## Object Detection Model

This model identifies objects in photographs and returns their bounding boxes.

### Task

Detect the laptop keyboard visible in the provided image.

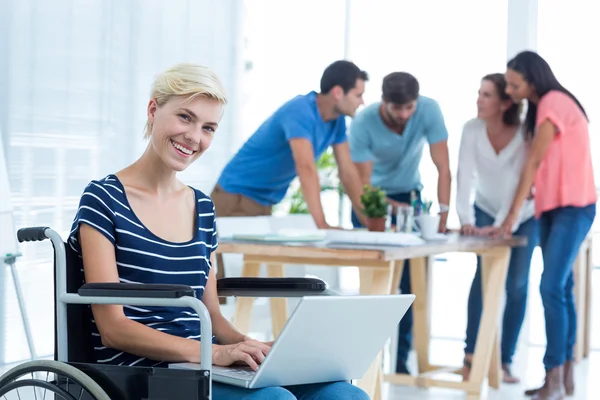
[216,366,257,381]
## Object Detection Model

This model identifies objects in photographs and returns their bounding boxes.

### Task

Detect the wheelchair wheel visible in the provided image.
[0,359,110,400]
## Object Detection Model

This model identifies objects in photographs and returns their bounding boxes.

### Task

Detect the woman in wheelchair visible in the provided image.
[66,63,369,400]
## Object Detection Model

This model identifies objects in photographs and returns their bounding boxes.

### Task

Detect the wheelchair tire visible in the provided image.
[0,359,110,400]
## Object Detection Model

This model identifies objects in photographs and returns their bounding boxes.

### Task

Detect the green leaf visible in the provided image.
[281,149,342,215]
[359,185,388,218]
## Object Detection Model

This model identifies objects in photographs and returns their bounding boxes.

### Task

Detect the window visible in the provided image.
[347,0,508,230]
[346,0,509,337]
[232,0,349,294]
[528,1,600,349]
[240,0,348,224]
[1,0,243,364]
[240,0,347,144]
[538,2,599,186]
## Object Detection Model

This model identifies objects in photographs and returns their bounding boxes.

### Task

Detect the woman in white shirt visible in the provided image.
[456,73,538,383]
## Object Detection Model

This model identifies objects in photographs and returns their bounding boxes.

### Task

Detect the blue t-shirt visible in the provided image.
[68,174,218,367]
[349,96,448,194]
[217,91,347,206]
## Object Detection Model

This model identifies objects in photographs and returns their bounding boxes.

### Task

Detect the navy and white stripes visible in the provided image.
[68,174,218,367]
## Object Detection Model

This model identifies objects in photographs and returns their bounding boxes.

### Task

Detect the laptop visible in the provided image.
[169,294,415,389]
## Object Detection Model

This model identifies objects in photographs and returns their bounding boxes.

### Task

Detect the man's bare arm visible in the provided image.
[289,138,329,228]
[354,160,373,187]
[333,142,367,226]
[429,140,452,231]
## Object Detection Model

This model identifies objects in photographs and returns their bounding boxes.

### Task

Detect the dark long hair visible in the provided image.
[482,73,520,126]
[507,51,587,138]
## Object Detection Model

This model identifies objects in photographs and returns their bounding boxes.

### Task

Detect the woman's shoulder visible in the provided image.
[538,90,587,128]
[81,173,123,195]
[515,122,527,138]
[77,174,127,207]
[190,187,215,211]
[461,118,485,137]
[189,186,217,231]
[539,90,578,111]
[540,89,568,102]
[69,174,126,247]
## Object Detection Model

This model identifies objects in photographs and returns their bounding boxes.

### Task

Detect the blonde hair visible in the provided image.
[144,63,227,138]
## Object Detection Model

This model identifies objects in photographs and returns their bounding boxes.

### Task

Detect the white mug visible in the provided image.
[416,214,440,240]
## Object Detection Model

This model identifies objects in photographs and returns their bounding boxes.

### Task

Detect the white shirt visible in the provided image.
[456,118,535,232]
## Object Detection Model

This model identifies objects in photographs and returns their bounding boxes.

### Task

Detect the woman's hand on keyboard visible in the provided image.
[243,336,274,350]
[212,339,272,371]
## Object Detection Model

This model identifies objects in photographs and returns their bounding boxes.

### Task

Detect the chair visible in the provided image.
[0,226,332,400]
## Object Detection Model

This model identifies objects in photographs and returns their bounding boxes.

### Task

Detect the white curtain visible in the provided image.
[1,0,242,364]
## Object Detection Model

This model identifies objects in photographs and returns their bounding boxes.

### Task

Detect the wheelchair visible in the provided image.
[0,226,337,399]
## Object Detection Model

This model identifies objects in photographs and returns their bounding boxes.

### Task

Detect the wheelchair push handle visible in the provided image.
[17,226,50,242]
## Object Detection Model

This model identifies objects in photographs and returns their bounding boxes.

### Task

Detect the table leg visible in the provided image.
[390,261,404,298]
[480,261,501,389]
[355,260,404,400]
[266,263,288,339]
[216,253,227,305]
[410,257,431,374]
[487,326,501,389]
[466,248,510,397]
[232,261,261,334]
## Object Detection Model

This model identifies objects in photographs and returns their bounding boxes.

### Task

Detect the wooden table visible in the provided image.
[217,234,526,400]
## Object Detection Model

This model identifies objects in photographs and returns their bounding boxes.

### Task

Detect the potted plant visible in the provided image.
[360,185,388,232]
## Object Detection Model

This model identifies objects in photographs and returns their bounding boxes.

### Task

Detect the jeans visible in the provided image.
[464,205,538,365]
[538,204,595,370]
[212,381,369,400]
[351,190,420,371]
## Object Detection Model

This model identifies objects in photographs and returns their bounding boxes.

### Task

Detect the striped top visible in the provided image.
[68,174,218,367]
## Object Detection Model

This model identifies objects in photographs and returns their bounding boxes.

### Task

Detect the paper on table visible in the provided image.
[323,230,426,246]
[277,229,327,239]
[228,228,427,246]
[231,229,327,242]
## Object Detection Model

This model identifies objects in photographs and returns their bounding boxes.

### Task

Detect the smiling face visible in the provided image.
[505,68,535,103]
[146,95,223,172]
[477,79,510,121]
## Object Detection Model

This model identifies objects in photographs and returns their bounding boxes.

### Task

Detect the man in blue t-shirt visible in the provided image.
[349,72,451,374]
[212,60,369,229]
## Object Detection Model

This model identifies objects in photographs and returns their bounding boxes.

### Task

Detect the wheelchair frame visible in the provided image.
[0,226,336,400]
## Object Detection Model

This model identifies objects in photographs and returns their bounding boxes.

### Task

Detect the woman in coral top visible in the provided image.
[497,50,596,400]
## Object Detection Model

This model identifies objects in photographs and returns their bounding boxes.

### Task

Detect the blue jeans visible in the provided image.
[351,190,420,371]
[212,381,369,399]
[538,204,595,370]
[464,205,538,365]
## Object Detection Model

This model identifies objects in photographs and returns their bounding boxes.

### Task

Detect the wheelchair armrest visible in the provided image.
[78,283,195,299]
[17,226,50,242]
[217,277,337,297]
